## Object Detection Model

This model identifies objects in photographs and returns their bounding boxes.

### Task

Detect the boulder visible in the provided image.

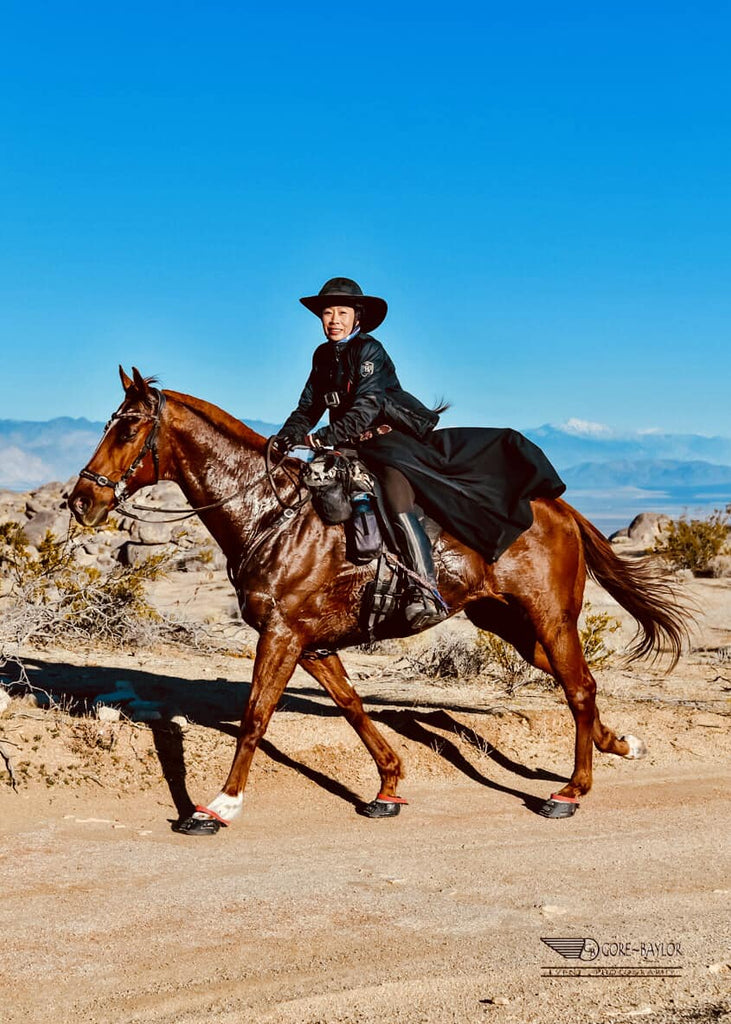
[130,520,175,545]
[627,512,670,546]
[136,481,187,506]
[23,509,71,548]
[118,541,171,567]
[30,481,64,498]
[609,527,629,542]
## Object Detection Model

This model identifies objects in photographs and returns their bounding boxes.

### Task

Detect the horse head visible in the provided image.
[69,366,165,527]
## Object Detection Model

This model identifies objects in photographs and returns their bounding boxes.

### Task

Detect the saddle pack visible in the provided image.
[301,450,442,639]
[301,450,383,564]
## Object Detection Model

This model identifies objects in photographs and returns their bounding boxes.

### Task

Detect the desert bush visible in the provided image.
[653,506,730,575]
[0,526,202,648]
[474,631,541,694]
[579,603,621,671]
[407,602,620,691]
[407,633,489,682]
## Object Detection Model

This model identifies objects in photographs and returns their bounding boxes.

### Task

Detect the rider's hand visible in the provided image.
[304,434,323,450]
[272,433,296,453]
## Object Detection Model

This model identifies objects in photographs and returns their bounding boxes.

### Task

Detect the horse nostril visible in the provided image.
[72,495,90,517]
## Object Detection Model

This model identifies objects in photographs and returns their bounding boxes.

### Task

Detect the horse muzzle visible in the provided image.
[69,482,112,527]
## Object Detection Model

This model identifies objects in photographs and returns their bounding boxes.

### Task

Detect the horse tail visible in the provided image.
[564,501,691,668]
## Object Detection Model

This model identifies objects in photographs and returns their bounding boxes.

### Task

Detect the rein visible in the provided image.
[264,436,310,515]
[80,389,310,525]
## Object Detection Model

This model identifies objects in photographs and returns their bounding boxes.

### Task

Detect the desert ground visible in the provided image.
[1,523,730,1024]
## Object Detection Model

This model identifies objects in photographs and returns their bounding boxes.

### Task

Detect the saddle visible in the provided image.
[302,450,442,639]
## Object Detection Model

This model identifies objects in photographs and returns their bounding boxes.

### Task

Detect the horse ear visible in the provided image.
[131,367,150,397]
[119,365,133,392]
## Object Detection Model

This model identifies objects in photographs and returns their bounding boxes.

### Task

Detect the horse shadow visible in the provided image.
[4,657,566,820]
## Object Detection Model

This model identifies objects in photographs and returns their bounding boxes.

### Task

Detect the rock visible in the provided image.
[609,528,630,543]
[31,481,64,497]
[0,688,11,714]
[710,553,731,578]
[96,705,122,723]
[129,520,175,545]
[627,512,670,546]
[23,510,71,547]
[136,481,186,506]
[118,541,171,567]
[61,476,80,497]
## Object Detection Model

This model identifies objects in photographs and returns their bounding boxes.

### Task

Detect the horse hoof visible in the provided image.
[173,815,222,836]
[621,734,647,760]
[359,798,402,819]
[538,795,579,819]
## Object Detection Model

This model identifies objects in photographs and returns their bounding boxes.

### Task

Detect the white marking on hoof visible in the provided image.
[192,792,244,822]
[621,734,648,760]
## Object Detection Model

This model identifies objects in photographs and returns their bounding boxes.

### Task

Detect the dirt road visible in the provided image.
[2,698,729,1024]
[1,569,730,1023]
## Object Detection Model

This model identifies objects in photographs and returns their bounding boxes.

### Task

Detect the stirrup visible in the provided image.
[404,587,447,631]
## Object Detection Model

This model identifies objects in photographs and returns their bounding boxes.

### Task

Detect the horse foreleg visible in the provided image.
[176,626,302,836]
[300,653,406,818]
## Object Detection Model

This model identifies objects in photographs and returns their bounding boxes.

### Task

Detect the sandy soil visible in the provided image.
[1,566,730,1024]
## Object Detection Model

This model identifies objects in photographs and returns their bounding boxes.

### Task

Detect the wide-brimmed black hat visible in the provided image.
[299,277,387,334]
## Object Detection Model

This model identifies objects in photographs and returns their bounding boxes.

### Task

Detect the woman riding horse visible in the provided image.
[277,277,567,630]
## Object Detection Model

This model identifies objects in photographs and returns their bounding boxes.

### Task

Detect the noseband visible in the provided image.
[79,389,166,505]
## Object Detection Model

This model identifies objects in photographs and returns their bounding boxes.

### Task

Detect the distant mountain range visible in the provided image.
[522,422,731,469]
[0,416,279,491]
[2,416,729,533]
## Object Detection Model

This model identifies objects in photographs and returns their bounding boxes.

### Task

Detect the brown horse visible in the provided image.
[69,367,688,835]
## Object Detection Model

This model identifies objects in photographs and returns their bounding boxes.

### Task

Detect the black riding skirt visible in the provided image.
[358,427,566,562]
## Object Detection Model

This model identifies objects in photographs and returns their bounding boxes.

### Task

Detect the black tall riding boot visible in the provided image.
[393,511,447,631]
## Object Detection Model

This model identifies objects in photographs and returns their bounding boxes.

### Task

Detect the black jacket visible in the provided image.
[280,333,439,447]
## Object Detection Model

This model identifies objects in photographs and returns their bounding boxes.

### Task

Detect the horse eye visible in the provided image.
[118,425,138,443]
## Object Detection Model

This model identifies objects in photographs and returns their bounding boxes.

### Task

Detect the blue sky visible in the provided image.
[1,1,729,435]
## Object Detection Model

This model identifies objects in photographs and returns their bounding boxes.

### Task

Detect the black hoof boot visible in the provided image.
[538,794,579,819]
[358,794,407,818]
[173,815,223,836]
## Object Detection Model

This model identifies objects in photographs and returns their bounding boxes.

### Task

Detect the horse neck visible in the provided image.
[159,392,281,563]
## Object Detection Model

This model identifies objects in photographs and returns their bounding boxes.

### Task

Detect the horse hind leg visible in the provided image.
[299,652,406,818]
[593,715,648,760]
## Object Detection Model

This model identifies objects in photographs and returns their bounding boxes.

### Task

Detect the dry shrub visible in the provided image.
[475,631,541,694]
[579,603,621,671]
[407,602,620,692]
[407,634,488,683]
[0,525,202,648]
[653,507,730,576]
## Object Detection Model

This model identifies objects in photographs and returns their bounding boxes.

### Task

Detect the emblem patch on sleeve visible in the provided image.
[360,361,374,377]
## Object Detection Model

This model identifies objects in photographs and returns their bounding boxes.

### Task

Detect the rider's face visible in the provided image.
[321,306,357,341]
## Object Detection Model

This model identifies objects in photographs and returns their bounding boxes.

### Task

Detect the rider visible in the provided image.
[276,277,566,631]
[276,277,447,629]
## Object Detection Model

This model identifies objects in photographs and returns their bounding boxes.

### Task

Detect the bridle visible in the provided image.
[78,389,311,525]
[79,389,167,506]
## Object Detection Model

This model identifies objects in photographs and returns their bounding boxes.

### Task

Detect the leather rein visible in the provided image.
[79,389,308,524]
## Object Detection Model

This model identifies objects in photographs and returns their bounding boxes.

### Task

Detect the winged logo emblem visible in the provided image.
[541,937,599,961]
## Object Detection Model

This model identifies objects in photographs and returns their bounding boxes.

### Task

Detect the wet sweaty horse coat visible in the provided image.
[280,332,566,561]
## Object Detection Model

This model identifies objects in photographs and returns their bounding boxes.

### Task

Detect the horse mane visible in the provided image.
[163,389,269,453]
